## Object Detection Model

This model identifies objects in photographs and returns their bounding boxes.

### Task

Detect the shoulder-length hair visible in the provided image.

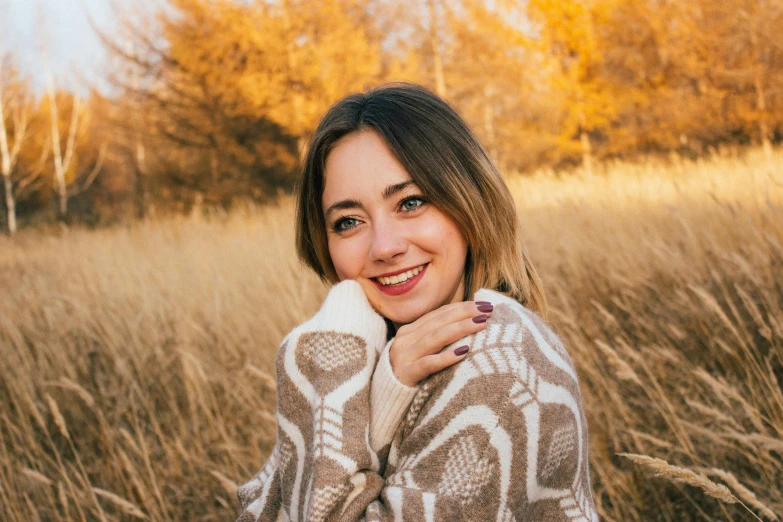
[295,82,548,319]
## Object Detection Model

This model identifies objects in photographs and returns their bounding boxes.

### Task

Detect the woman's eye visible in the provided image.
[400,196,425,212]
[333,217,358,232]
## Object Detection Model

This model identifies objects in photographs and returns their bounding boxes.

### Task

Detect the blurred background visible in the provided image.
[1,1,782,522]
[1,0,781,230]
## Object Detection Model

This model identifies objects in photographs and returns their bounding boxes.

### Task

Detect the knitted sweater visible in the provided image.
[236,280,598,521]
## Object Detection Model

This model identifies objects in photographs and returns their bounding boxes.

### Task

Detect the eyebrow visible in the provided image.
[324,180,416,218]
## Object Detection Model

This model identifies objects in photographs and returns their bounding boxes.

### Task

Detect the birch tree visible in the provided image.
[44,73,81,219]
[0,54,31,236]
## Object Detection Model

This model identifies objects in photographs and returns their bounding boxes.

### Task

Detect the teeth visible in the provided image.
[377,264,425,286]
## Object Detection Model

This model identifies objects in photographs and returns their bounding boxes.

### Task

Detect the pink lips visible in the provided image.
[371,263,428,296]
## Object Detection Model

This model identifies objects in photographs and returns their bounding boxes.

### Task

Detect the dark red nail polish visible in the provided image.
[454,345,469,356]
[477,304,493,313]
[475,301,491,306]
[472,314,488,324]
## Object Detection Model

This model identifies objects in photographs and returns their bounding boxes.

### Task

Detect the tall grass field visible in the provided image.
[1,147,782,521]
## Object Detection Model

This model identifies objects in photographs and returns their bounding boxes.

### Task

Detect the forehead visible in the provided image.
[322,130,412,203]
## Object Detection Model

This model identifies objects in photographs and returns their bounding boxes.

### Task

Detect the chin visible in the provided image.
[377,299,434,326]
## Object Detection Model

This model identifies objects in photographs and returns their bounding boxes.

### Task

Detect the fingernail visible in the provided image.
[477,304,493,313]
[475,301,491,306]
[472,314,488,324]
[454,345,469,356]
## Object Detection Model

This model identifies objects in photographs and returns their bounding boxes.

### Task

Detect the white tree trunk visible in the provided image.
[0,82,26,236]
[427,0,447,98]
[45,49,81,220]
[0,97,16,235]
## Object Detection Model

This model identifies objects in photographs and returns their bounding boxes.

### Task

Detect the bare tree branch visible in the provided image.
[70,141,108,196]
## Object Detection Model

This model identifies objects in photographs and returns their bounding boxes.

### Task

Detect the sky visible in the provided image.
[3,0,116,92]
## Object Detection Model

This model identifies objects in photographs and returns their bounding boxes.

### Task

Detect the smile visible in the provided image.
[375,264,426,286]
[371,263,429,296]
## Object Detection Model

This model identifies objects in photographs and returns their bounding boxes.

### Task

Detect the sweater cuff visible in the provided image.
[370,339,419,453]
[306,279,388,350]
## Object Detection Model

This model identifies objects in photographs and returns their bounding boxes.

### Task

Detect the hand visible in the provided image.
[388,301,494,387]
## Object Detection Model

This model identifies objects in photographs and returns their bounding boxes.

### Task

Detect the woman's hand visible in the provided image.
[388,300,493,386]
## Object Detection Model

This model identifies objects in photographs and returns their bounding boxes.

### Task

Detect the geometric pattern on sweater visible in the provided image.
[236,444,281,522]
[302,330,366,371]
[309,483,353,522]
[543,424,577,481]
[382,297,598,521]
[437,434,495,503]
[235,282,598,522]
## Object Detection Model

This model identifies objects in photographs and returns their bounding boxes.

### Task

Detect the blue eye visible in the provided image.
[400,196,425,212]
[333,217,358,232]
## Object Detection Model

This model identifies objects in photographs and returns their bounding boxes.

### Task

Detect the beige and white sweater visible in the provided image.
[236,280,598,521]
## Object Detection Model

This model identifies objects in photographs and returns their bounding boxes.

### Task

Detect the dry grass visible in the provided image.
[1,147,782,521]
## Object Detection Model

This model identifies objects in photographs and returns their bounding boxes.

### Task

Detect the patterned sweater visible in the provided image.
[237,280,598,521]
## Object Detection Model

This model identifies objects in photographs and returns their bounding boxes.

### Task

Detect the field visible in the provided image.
[1,147,782,521]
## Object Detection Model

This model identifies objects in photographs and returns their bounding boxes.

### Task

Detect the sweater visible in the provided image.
[236,280,598,521]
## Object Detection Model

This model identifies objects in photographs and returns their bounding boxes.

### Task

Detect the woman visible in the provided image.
[237,83,597,521]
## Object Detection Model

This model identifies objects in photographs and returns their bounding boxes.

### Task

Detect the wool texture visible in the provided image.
[236,280,598,521]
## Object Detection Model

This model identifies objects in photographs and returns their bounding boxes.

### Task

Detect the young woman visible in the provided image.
[237,83,597,521]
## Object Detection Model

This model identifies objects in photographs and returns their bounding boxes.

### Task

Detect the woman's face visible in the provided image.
[322,129,469,327]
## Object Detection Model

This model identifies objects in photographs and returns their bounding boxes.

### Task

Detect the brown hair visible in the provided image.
[295,83,548,319]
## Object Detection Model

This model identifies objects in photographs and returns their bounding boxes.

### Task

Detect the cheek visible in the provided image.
[427,217,468,263]
[444,228,468,271]
[327,237,365,280]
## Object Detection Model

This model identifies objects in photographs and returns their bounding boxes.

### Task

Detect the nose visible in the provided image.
[368,217,408,262]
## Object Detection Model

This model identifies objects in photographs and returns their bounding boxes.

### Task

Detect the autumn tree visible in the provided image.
[100,0,384,209]
[527,0,623,172]
[443,1,548,169]
[678,0,783,162]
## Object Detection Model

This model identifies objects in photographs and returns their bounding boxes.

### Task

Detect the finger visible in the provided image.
[411,313,490,359]
[406,300,493,336]
[407,344,471,384]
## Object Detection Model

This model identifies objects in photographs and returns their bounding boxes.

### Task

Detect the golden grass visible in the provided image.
[1,147,782,521]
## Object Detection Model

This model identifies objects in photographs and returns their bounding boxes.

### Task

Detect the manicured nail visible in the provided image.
[477,304,493,313]
[454,345,469,356]
[475,301,491,306]
[472,314,488,324]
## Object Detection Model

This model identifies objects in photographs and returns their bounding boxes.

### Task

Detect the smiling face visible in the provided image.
[322,129,469,327]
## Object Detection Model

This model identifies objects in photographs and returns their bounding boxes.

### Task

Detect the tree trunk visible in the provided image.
[48,94,69,220]
[134,138,148,219]
[210,148,219,181]
[2,170,15,235]
[754,70,773,166]
[427,0,447,98]
[0,87,22,235]
[580,130,593,176]
[57,178,68,218]
[0,112,16,235]
[45,59,80,221]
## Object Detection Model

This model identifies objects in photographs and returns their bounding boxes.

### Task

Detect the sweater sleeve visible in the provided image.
[369,339,419,454]
[235,279,388,522]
